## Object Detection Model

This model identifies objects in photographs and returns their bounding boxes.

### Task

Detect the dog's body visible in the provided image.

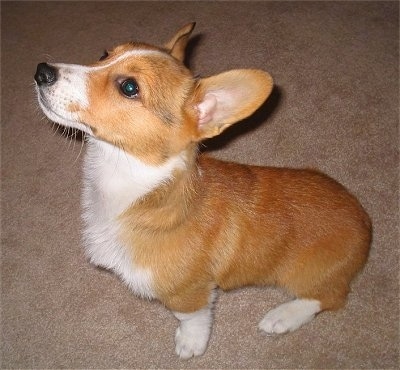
[35,23,371,358]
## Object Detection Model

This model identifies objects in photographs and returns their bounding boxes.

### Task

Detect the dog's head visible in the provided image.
[35,23,273,164]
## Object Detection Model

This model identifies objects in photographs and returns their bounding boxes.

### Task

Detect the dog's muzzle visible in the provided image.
[34,63,57,86]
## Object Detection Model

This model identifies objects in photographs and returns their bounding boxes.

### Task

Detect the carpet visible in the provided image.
[2,1,399,368]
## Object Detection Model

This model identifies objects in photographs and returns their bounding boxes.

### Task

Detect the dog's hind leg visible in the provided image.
[258,298,321,335]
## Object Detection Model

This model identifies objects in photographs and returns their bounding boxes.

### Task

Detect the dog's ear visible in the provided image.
[194,69,273,140]
[164,22,196,62]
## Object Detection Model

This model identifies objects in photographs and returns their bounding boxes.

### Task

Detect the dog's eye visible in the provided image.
[120,79,139,98]
[99,50,109,61]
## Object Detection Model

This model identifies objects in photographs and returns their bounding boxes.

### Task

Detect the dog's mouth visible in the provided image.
[37,89,56,115]
[36,86,93,136]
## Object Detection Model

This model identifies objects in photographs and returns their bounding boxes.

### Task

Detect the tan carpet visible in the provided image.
[2,1,399,368]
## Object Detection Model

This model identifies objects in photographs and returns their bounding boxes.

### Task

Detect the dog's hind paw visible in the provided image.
[258,299,321,335]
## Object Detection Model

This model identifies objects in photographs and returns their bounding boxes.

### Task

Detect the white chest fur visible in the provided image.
[81,138,186,299]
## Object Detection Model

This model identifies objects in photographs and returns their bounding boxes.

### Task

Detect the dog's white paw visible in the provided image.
[259,299,321,335]
[175,324,209,359]
[173,305,213,359]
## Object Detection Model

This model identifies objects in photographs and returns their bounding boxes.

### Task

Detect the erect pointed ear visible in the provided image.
[194,69,273,140]
[164,22,196,62]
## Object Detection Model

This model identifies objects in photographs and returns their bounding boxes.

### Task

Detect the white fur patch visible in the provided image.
[258,299,321,335]
[36,64,92,134]
[91,49,169,71]
[82,138,187,299]
[173,291,216,359]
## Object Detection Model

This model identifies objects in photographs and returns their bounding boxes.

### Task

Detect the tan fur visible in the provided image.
[120,156,371,313]
[73,23,371,314]
[76,43,198,165]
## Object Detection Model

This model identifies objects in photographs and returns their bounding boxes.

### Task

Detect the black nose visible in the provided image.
[34,63,57,85]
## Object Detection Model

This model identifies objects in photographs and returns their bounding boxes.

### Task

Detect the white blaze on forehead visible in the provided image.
[92,49,170,70]
[54,48,170,74]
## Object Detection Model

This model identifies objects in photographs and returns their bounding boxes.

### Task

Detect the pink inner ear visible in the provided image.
[197,94,217,125]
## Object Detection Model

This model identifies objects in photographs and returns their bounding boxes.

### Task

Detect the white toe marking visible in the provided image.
[173,292,216,359]
[259,299,321,335]
[174,307,213,359]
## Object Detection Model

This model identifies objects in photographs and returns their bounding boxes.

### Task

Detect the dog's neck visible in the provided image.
[84,136,200,227]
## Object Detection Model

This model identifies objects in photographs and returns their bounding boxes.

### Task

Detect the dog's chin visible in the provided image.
[37,95,93,136]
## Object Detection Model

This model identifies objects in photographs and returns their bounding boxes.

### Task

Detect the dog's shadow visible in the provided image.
[184,33,203,70]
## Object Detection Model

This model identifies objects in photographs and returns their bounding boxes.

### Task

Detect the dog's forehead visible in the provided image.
[92,42,172,70]
[113,42,163,54]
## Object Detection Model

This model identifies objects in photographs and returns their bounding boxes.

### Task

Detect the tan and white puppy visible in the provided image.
[34,23,371,359]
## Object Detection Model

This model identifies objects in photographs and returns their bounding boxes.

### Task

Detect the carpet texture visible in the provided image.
[2,1,399,368]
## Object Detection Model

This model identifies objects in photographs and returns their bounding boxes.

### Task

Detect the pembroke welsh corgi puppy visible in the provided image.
[34,23,371,359]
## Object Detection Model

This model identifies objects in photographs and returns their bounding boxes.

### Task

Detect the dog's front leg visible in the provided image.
[172,290,216,359]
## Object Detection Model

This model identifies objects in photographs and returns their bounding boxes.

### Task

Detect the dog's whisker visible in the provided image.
[72,129,77,152]
[42,53,54,63]
[73,132,86,165]
[66,127,73,149]
[53,123,59,135]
